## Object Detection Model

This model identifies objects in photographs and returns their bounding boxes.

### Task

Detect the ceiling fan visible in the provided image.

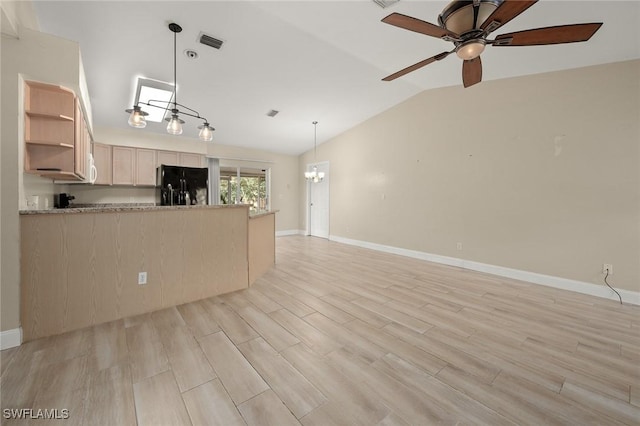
[381,0,603,88]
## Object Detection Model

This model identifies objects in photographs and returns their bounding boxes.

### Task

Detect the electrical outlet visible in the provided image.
[602,264,613,275]
[456,242,463,251]
[138,272,148,285]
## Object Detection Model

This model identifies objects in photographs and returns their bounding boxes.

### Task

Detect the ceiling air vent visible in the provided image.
[372,0,399,9]
[198,32,224,50]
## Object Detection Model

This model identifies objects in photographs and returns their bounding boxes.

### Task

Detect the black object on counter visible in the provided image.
[54,193,75,208]
[157,165,208,206]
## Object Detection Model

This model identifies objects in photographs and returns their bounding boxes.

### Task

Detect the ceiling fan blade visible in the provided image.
[382,13,459,39]
[481,0,538,33]
[382,51,451,81]
[462,57,482,88]
[494,23,603,46]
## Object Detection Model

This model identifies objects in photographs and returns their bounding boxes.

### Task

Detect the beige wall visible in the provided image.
[2,23,86,332]
[300,60,640,293]
[207,142,300,233]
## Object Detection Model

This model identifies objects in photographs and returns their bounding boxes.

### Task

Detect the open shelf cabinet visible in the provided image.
[24,81,89,181]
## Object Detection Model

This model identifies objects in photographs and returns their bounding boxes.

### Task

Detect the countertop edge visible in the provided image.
[20,204,251,215]
[249,210,279,219]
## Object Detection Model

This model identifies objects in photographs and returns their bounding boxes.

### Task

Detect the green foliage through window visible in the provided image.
[220,173,267,212]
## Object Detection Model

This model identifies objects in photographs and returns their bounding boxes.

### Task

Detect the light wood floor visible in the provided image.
[2,235,639,425]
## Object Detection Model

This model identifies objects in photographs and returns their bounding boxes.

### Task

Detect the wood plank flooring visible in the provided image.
[2,235,639,425]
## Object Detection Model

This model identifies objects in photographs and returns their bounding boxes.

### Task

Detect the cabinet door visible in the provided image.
[179,152,204,167]
[74,100,87,179]
[136,148,156,186]
[156,150,179,167]
[92,143,112,185]
[112,146,135,185]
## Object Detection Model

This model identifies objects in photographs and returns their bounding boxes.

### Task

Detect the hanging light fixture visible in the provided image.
[304,121,325,183]
[125,23,215,142]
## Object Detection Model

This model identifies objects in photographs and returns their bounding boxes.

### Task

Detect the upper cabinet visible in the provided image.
[112,146,135,186]
[156,150,179,167]
[92,142,112,185]
[74,99,89,179]
[156,151,204,167]
[179,152,204,168]
[92,142,205,187]
[24,81,90,181]
[136,149,157,186]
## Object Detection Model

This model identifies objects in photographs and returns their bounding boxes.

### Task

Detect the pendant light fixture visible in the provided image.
[304,121,325,183]
[125,22,215,142]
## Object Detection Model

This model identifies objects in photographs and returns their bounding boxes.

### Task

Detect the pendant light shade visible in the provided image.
[126,105,148,128]
[124,22,215,142]
[198,122,214,142]
[166,113,184,135]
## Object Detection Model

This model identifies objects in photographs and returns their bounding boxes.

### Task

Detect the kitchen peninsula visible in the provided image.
[20,205,276,341]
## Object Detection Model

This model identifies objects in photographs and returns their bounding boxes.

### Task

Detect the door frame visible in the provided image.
[305,160,330,237]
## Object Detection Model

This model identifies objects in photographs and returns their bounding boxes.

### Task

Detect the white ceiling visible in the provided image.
[31,1,639,155]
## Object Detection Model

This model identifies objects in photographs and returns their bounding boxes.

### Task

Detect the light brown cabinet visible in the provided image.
[74,100,88,179]
[95,143,204,187]
[92,142,112,185]
[136,148,157,186]
[179,152,204,167]
[157,151,204,167]
[112,146,135,185]
[24,81,83,180]
[111,147,158,186]
[156,150,179,167]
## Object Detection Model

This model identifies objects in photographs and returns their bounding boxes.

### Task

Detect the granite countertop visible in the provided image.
[20,203,250,215]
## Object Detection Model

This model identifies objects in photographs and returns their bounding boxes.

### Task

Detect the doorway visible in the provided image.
[307,161,330,239]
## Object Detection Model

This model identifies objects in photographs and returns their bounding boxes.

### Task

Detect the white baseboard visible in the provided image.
[329,235,640,306]
[0,328,22,350]
[276,229,305,237]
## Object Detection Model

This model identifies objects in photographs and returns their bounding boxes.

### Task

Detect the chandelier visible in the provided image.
[125,23,215,142]
[304,121,324,183]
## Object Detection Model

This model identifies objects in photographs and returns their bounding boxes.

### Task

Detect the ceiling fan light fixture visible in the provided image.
[381,1,604,88]
[439,0,502,34]
[456,39,486,60]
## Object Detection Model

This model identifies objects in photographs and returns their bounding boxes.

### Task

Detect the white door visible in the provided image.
[308,161,330,239]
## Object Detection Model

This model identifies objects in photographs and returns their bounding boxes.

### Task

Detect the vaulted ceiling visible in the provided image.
[32,1,639,155]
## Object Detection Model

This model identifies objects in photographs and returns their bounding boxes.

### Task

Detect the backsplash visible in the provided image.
[60,185,157,206]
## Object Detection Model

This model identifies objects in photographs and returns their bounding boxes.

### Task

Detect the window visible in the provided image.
[219,167,268,213]
[131,77,174,122]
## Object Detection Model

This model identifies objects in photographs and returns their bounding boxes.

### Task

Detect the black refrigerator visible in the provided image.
[157,165,208,206]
